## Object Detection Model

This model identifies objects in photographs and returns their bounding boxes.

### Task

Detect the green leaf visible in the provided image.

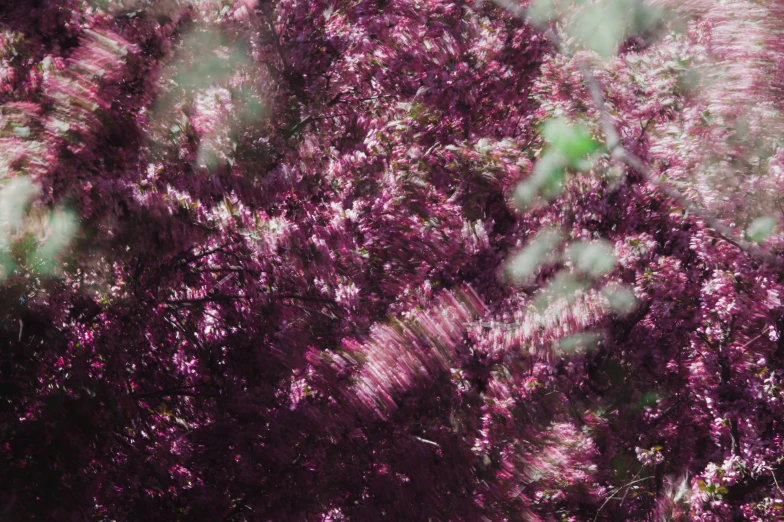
[530,0,557,23]
[566,0,664,58]
[569,3,626,58]
[34,208,78,275]
[534,270,589,309]
[602,285,637,315]
[640,391,658,406]
[0,177,38,234]
[51,120,71,133]
[746,216,777,244]
[12,126,30,138]
[514,151,566,209]
[508,228,563,283]
[558,332,603,353]
[567,240,616,276]
[542,118,599,167]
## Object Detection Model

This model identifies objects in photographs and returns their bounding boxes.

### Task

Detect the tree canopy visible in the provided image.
[3,0,784,520]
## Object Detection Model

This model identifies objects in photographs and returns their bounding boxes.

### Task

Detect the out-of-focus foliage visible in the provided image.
[2,0,784,520]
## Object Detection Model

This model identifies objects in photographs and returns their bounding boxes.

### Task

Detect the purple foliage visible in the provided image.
[2,0,784,520]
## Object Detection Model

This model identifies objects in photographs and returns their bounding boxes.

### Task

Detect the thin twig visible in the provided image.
[593,477,655,521]
[410,434,440,447]
[770,466,784,495]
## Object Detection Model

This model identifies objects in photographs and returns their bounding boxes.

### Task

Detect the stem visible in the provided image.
[593,477,655,521]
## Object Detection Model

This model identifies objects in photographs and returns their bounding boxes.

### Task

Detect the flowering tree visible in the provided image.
[2,0,784,520]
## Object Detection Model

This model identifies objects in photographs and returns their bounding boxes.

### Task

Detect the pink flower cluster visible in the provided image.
[3,0,784,520]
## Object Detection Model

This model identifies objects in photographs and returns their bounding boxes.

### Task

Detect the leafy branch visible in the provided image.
[495,0,784,268]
